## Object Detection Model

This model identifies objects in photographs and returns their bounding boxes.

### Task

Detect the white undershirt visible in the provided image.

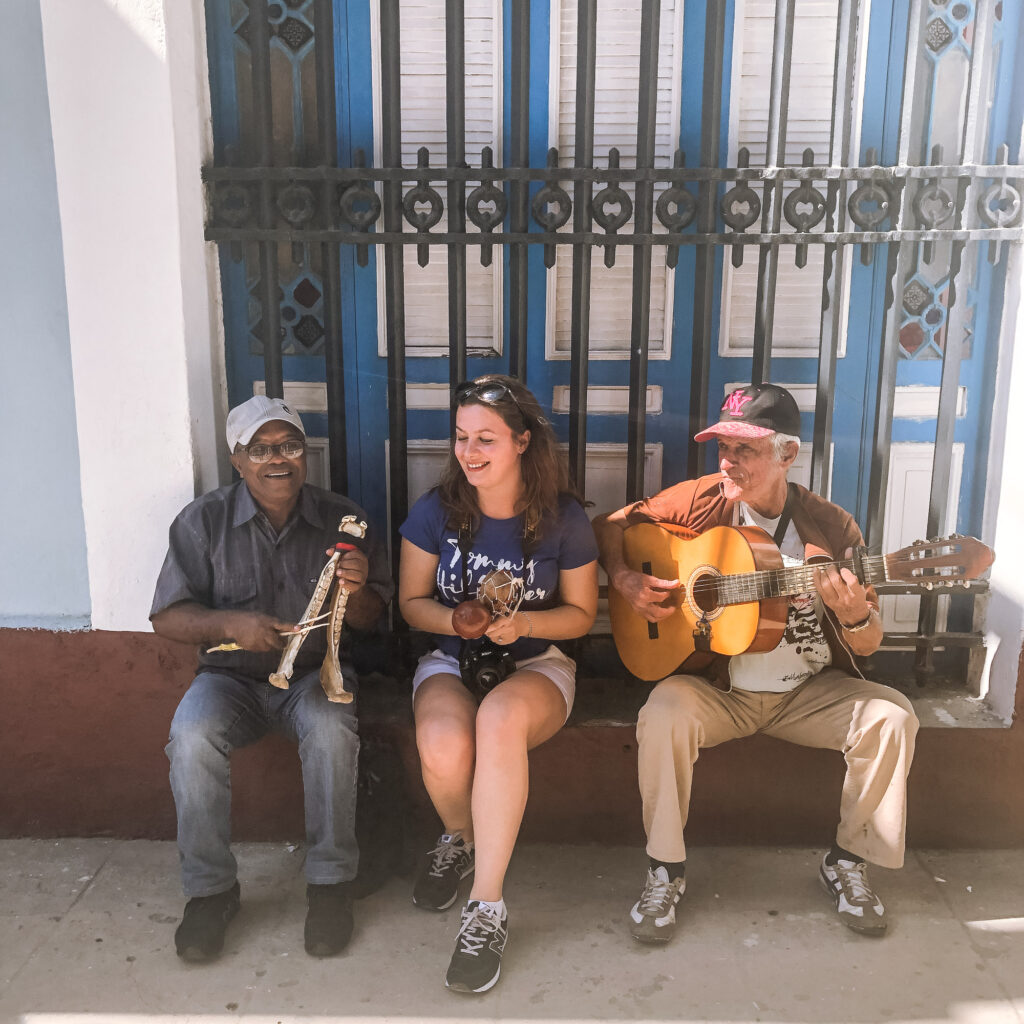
[727,502,832,692]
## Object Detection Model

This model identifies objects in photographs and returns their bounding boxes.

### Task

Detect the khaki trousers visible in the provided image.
[636,669,918,869]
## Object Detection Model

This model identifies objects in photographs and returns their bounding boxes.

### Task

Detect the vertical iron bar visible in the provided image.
[446,0,468,418]
[750,0,796,384]
[811,0,860,495]
[568,0,597,493]
[249,0,283,398]
[864,240,908,551]
[314,0,348,493]
[687,0,726,480]
[864,0,925,550]
[625,0,661,502]
[508,0,530,379]
[916,0,994,682]
[380,0,409,579]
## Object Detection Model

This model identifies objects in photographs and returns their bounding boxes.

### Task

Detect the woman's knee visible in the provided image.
[475,687,534,746]
[416,711,476,779]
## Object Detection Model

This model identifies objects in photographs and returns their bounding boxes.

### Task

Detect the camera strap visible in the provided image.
[457,519,474,664]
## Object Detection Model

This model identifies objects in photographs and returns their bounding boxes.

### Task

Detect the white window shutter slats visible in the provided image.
[723,0,848,355]
[374,0,502,354]
[548,0,682,358]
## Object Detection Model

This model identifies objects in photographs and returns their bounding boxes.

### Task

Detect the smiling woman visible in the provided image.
[396,374,599,995]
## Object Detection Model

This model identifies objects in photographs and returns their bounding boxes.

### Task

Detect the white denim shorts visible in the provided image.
[411,644,577,722]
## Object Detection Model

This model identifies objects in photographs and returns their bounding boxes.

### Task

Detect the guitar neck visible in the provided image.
[714,555,889,607]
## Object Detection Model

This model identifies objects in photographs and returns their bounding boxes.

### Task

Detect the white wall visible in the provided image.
[37,0,223,631]
[981,244,1024,723]
[0,0,90,628]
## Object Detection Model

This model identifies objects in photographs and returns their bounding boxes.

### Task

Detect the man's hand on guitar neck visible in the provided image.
[813,547,883,655]
[610,567,681,623]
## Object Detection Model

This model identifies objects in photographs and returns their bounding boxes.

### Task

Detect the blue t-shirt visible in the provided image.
[399,489,598,659]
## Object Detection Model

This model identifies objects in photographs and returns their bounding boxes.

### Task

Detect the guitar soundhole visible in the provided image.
[688,568,721,616]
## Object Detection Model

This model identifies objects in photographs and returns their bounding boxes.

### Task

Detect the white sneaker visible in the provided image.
[819,854,887,935]
[629,866,685,943]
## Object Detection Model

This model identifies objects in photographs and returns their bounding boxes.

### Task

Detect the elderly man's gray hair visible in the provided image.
[771,432,801,461]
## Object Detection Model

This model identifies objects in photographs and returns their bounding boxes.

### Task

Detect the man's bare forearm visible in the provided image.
[341,586,387,631]
[591,511,630,583]
[151,602,242,645]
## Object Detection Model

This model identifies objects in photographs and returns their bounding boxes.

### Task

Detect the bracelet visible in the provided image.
[841,609,875,633]
[521,611,534,638]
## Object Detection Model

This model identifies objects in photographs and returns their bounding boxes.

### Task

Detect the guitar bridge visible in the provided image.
[693,613,712,652]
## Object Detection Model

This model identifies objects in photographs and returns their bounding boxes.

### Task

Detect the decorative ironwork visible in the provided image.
[205,154,1022,264]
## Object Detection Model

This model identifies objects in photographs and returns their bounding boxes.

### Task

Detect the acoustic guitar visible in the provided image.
[607,524,995,682]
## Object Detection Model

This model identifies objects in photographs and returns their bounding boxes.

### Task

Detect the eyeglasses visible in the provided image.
[240,439,306,463]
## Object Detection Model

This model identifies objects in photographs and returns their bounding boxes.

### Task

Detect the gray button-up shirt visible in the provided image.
[151,481,393,681]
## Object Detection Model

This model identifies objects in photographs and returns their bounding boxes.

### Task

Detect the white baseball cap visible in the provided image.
[225,396,306,451]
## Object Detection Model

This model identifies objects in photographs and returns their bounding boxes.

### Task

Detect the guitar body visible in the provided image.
[608,524,789,681]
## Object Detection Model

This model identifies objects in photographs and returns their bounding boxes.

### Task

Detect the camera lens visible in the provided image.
[476,664,503,691]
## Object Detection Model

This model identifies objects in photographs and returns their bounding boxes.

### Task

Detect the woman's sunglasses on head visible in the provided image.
[453,381,549,425]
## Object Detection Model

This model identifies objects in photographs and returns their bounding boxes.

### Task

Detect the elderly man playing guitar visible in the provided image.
[593,383,920,943]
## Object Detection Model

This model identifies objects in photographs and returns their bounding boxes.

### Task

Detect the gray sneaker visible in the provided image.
[629,866,685,943]
[819,854,887,935]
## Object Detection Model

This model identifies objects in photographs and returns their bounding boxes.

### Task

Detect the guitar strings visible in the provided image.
[689,555,891,606]
[685,545,975,609]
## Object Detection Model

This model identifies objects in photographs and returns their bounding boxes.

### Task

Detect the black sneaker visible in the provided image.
[445,900,508,994]
[174,881,240,963]
[413,832,474,911]
[304,881,355,956]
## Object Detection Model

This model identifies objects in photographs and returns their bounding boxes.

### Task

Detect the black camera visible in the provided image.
[459,638,517,695]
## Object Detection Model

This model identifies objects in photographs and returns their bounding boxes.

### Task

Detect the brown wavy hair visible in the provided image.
[437,374,580,549]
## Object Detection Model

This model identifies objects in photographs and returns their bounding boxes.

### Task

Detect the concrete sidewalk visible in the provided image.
[0,840,1021,1024]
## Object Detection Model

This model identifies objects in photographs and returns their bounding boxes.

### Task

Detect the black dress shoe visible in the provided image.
[304,881,354,957]
[174,881,240,963]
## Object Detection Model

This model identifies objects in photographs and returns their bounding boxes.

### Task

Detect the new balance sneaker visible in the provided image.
[445,900,508,994]
[629,866,685,944]
[174,881,240,963]
[819,854,888,935]
[413,832,475,911]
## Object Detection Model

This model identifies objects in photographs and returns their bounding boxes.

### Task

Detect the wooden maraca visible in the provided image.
[452,599,491,639]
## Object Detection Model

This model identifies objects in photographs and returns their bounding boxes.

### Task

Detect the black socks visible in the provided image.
[650,857,686,881]
[825,844,859,866]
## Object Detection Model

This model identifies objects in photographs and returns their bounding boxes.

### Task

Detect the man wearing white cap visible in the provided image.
[151,395,392,962]
[593,383,918,943]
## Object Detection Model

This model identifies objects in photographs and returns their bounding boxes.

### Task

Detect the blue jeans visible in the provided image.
[166,668,359,897]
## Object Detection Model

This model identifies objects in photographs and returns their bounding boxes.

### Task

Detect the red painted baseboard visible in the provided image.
[1,628,1022,847]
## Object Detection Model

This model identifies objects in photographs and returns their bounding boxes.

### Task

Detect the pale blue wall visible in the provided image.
[0,0,90,627]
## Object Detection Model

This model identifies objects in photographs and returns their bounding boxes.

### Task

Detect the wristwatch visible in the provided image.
[841,609,875,633]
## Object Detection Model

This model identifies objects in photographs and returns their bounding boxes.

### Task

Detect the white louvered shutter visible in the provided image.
[374,0,502,356]
[723,0,849,356]
[548,0,683,358]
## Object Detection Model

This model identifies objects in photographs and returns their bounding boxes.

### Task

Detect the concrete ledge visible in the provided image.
[2,628,1023,846]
